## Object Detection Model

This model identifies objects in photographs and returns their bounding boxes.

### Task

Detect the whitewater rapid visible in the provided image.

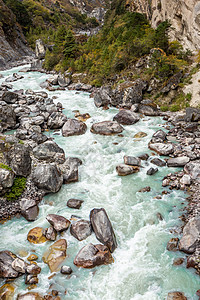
[0,66,199,299]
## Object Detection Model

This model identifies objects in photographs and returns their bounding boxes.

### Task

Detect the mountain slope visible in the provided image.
[0,0,33,69]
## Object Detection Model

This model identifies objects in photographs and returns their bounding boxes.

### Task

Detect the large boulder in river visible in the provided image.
[138,100,159,116]
[58,74,71,87]
[70,219,92,241]
[0,101,16,131]
[43,239,67,272]
[167,157,190,167]
[167,292,187,300]
[90,208,117,253]
[94,86,112,107]
[62,119,87,137]
[149,143,174,156]
[46,214,70,232]
[47,112,67,129]
[9,144,32,177]
[124,156,141,166]
[179,217,200,254]
[33,141,65,164]
[151,129,166,143]
[91,121,124,135]
[113,110,140,125]
[59,157,82,183]
[74,243,113,268]
[0,251,19,278]
[32,163,63,193]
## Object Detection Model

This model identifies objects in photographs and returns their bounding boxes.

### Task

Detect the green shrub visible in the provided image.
[160,105,169,112]
[0,163,12,171]
[5,177,27,201]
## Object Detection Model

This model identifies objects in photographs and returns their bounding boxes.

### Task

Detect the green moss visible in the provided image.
[0,163,12,171]
[160,105,169,112]
[5,176,27,201]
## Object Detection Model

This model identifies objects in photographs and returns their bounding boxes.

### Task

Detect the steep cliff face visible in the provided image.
[0,0,33,69]
[126,0,200,51]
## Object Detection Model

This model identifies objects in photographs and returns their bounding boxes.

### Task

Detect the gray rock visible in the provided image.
[67,199,84,209]
[180,174,191,185]
[151,129,166,143]
[74,243,113,268]
[0,251,19,278]
[149,143,174,155]
[11,258,26,273]
[167,156,190,167]
[94,86,111,107]
[35,39,46,59]
[90,208,117,253]
[43,226,57,241]
[116,164,139,176]
[20,198,39,222]
[47,112,67,129]
[138,101,159,116]
[146,167,158,175]
[70,219,92,241]
[60,265,72,275]
[179,217,200,254]
[113,110,140,125]
[33,141,65,164]
[60,157,81,183]
[124,156,141,166]
[32,163,63,193]
[2,91,18,104]
[46,214,70,232]
[184,160,200,181]
[62,119,87,137]
[150,158,166,167]
[185,107,200,122]
[58,74,71,87]
[0,101,16,131]
[26,264,41,275]
[0,167,14,192]
[91,121,124,135]
[9,144,32,177]
[47,75,58,85]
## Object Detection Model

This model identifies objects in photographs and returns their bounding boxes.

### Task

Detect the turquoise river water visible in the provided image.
[0,66,199,299]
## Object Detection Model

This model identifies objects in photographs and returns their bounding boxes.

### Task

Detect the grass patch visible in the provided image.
[5,176,27,201]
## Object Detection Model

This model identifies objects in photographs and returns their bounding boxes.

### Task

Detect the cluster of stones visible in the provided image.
[0,207,117,299]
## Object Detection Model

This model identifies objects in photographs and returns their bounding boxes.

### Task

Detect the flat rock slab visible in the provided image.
[74,243,113,268]
[91,121,124,135]
[149,142,174,155]
[43,239,67,272]
[150,158,166,167]
[167,156,190,167]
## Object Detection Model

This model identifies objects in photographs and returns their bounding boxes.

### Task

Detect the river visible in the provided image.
[0,66,199,299]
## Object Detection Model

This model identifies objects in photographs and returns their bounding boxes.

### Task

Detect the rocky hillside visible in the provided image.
[126,0,200,51]
[0,0,33,69]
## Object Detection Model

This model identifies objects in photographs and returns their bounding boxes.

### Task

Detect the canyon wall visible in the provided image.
[126,0,200,51]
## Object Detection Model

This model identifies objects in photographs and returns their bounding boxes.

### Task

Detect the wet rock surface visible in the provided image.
[91,121,124,135]
[74,243,113,268]
[90,208,117,253]
[43,239,67,272]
